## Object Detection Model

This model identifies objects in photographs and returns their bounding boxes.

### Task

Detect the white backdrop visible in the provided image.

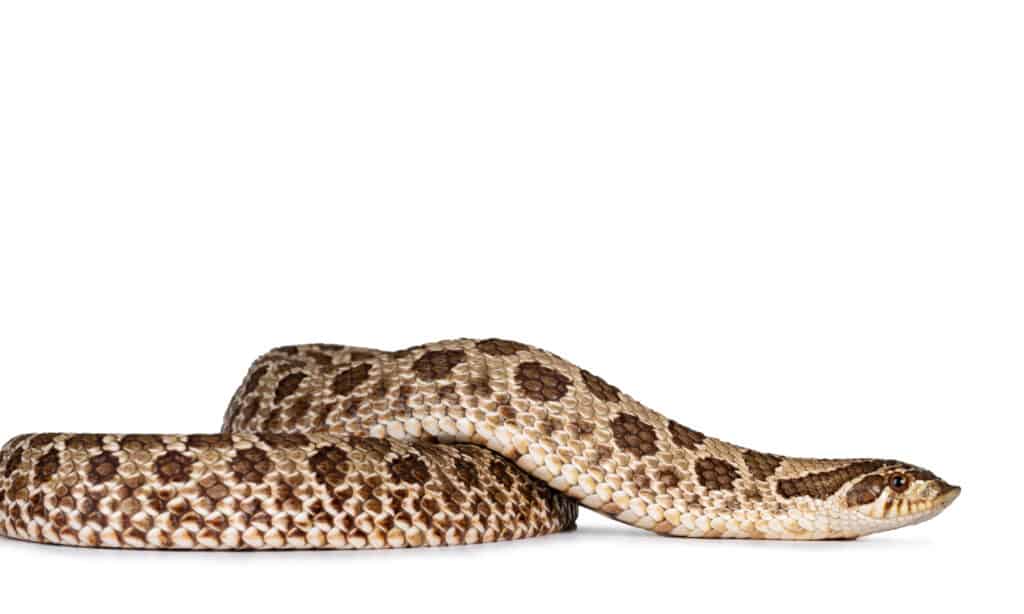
[1,2,1019,612]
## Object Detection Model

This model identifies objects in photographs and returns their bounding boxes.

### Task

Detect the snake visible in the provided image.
[0,339,960,549]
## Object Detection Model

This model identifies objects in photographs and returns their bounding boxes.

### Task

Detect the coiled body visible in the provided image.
[0,339,958,549]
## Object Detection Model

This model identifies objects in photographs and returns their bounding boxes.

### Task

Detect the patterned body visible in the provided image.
[0,432,576,549]
[0,338,957,548]
[221,339,956,539]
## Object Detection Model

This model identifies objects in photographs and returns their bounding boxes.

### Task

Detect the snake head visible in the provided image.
[841,463,960,534]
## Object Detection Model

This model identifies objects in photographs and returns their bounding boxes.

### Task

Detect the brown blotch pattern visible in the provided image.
[610,413,659,458]
[261,433,310,447]
[695,457,739,492]
[846,474,886,506]
[468,377,493,397]
[580,369,621,403]
[230,448,273,484]
[515,362,571,402]
[242,365,268,396]
[476,339,529,356]
[310,446,349,487]
[154,451,194,484]
[198,476,231,502]
[453,458,479,488]
[361,438,392,458]
[34,449,61,483]
[66,434,104,451]
[743,449,783,481]
[332,363,372,396]
[668,420,705,450]
[187,434,232,449]
[120,435,164,452]
[304,350,335,367]
[86,452,120,484]
[389,455,430,484]
[490,458,515,489]
[776,460,886,500]
[4,448,23,476]
[274,372,307,403]
[657,469,681,488]
[30,434,58,448]
[567,418,595,438]
[412,350,466,381]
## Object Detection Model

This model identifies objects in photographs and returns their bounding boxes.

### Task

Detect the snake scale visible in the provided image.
[0,339,959,549]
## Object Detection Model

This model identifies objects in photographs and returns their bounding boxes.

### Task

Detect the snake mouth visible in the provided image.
[935,484,961,507]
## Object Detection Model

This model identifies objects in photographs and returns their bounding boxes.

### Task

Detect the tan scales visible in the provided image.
[0,339,959,549]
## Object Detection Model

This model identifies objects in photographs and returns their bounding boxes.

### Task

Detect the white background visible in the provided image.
[1,1,1020,612]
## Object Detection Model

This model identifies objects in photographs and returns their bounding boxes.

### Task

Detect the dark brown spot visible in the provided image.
[610,413,659,458]
[695,457,739,491]
[120,435,164,452]
[10,474,28,497]
[30,434,58,448]
[476,339,529,356]
[66,434,104,451]
[395,385,414,412]
[34,449,60,483]
[593,444,614,463]
[344,350,374,362]
[4,448,23,476]
[28,491,45,518]
[468,377,493,397]
[310,446,349,487]
[86,452,120,484]
[776,460,887,500]
[657,469,681,488]
[243,365,268,396]
[187,434,232,449]
[580,369,621,402]
[332,363,372,396]
[389,455,430,484]
[568,418,595,438]
[360,438,392,458]
[453,458,479,488]
[489,458,515,489]
[274,372,307,403]
[412,350,466,381]
[260,433,310,447]
[438,384,459,402]
[155,451,194,484]
[230,448,273,483]
[668,420,705,450]
[515,361,571,402]
[304,350,335,367]
[198,474,231,502]
[742,449,783,481]
[846,474,886,506]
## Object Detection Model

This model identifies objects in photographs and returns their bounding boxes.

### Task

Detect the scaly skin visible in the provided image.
[223,339,959,540]
[0,339,958,549]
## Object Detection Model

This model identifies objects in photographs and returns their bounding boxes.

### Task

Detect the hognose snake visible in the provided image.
[0,339,959,549]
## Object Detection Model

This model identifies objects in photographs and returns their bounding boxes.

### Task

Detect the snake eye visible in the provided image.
[889,473,910,492]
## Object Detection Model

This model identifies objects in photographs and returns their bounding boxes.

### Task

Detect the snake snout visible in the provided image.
[935,484,961,507]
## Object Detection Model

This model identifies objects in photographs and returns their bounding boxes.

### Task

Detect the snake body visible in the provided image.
[0,339,959,549]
